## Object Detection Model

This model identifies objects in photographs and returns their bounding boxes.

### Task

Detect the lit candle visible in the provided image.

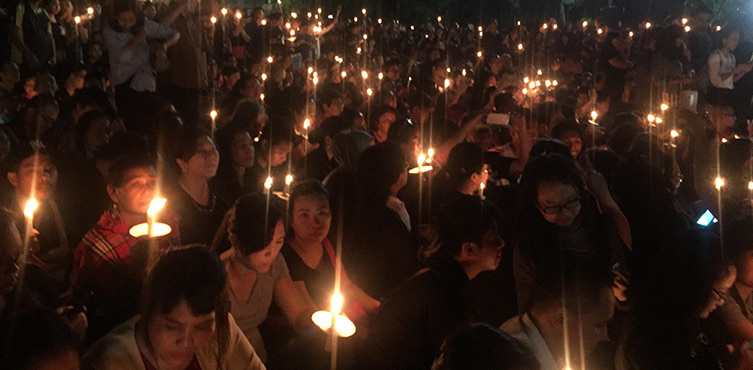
[437,16,442,22]
[235,11,242,20]
[87,6,94,15]
[518,43,524,51]
[210,16,217,24]
[444,78,451,89]
[264,176,273,194]
[427,148,435,163]
[645,21,652,29]
[684,26,691,32]
[221,8,227,16]
[361,70,368,79]
[74,16,81,24]
[366,88,373,96]
[378,18,382,24]
[261,73,267,81]
[716,25,722,32]
[479,182,486,199]
[146,198,167,238]
[311,292,356,337]
[582,20,588,29]
[285,174,293,195]
[267,56,273,63]
[291,12,297,19]
[341,71,347,78]
[748,181,753,190]
[647,114,656,123]
[552,80,558,86]
[537,69,543,76]
[362,8,366,15]
[210,109,218,136]
[378,72,383,80]
[24,198,38,223]
[597,28,603,35]
[682,18,688,25]
[670,129,679,138]
[715,177,725,190]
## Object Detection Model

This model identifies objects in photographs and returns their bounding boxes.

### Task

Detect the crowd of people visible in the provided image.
[1,0,753,369]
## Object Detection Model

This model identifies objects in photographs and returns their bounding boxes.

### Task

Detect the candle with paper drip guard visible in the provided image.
[129,198,171,238]
[409,153,433,174]
[311,292,356,337]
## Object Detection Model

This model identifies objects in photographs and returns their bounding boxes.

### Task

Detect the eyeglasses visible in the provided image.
[712,288,729,302]
[537,197,581,215]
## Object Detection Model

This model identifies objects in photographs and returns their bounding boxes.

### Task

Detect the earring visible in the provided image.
[182,167,188,173]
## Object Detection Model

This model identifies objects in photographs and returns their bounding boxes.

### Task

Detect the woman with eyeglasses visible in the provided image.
[514,152,628,312]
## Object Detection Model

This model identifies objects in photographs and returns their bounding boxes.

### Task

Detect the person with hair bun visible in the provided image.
[83,246,265,370]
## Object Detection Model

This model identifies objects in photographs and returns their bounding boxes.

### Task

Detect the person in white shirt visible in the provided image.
[707,28,752,104]
[501,259,615,370]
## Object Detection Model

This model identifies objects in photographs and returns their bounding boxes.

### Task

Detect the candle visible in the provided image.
[235,11,242,20]
[291,12,297,18]
[146,198,166,238]
[264,177,273,194]
[715,177,725,190]
[267,56,273,64]
[427,148,435,163]
[74,16,81,24]
[479,182,485,199]
[311,292,356,337]
[210,109,218,136]
[366,88,373,96]
[597,28,603,35]
[748,181,753,190]
[717,25,722,31]
[684,26,691,32]
[378,18,382,24]
[210,16,217,24]
[647,114,656,123]
[378,72,383,80]
[361,8,366,15]
[645,21,652,29]
[221,8,227,16]
[582,20,588,29]
[682,18,688,25]
[437,16,442,22]
[361,70,368,79]
[24,198,38,221]
[670,129,679,138]
[261,73,267,81]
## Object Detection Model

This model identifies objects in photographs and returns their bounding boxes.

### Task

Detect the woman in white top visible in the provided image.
[707,28,753,104]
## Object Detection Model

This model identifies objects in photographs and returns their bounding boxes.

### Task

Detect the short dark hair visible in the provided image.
[139,246,229,369]
[170,125,212,164]
[445,142,485,187]
[105,152,155,187]
[316,88,343,112]
[437,195,498,257]
[289,179,329,218]
[551,120,583,140]
[356,141,405,208]
[230,194,284,255]
[433,323,540,370]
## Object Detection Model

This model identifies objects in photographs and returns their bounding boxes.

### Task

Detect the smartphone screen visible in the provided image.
[486,113,510,126]
[696,209,718,227]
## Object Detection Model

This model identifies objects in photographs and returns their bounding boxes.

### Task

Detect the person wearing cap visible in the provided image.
[295,116,348,182]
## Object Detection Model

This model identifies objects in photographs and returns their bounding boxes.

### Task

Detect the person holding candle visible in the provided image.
[344,142,418,299]
[71,152,179,344]
[82,246,266,370]
[245,119,294,194]
[295,116,348,182]
[363,195,504,370]
[220,194,317,362]
[282,179,380,317]
[168,125,229,246]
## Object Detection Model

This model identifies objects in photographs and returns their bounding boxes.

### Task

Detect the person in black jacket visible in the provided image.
[362,195,504,370]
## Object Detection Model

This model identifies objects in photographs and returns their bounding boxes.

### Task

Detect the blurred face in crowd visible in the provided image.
[700,266,736,318]
[536,181,581,227]
[1,63,20,89]
[30,102,60,136]
[147,301,216,370]
[84,116,111,157]
[723,32,740,52]
[236,220,285,274]
[291,194,331,245]
[267,140,292,167]
[23,77,36,99]
[385,65,400,81]
[710,106,736,136]
[323,97,344,118]
[143,3,156,20]
[230,131,255,168]
[8,154,57,201]
[241,79,262,100]
[45,0,60,16]
[375,111,396,137]
[692,12,711,32]
[116,10,137,31]
[559,130,583,158]
[0,221,21,296]
[109,166,157,215]
[224,72,240,89]
[472,222,504,272]
[178,136,220,180]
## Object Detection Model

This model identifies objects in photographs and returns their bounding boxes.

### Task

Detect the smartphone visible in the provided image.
[291,53,302,70]
[486,113,510,126]
[696,209,718,227]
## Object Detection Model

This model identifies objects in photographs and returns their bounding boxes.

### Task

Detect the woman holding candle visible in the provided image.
[168,125,229,246]
[282,180,380,317]
[220,194,317,362]
[72,152,179,344]
[83,246,265,370]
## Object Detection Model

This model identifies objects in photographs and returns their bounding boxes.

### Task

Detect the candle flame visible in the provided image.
[518,43,524,51]
[647,114,656,123]
[682,18,688,25]
[87,7,94,14]
[24,198,38,218]
[661,103,669,111]
[477,51,482,58]
[210,110,218,119]
[261,73,267,81]
[303,119,310,129]
[582,21,588,28]
[235,11,242,19]
[645,21,652,29]
[655,117,663,124]
[722,138,728,143]
[684,25,691,32]
[259,93,265,101]
[221,8,227,15]
[211,16,217,24]
[74,16,81,24]
[444,78,451,88]
[341,71,347,78]
[264,177,273,189]
[670,129,679,138]
[748,181,753,190]
[717,25,722,31]
[285,174,294,186]
[417,153,426,166]
[267,56,273,63]
[597,28,603,35]
[715,177,725,190]
[362,8,366,15]
[147,198,167,216]
[291,12,297,18]
[378,72,384,80]
[428,148,435,158]
[331,292,344,314]
[378,18,382,24]
[307,67,313,75]
[537,69,543,76]
[523,76,529,83]
[545,80,552,87]
[552,80,558,86]
[591,111,598,120]
[361,70,368,79]
[367,88,373,96]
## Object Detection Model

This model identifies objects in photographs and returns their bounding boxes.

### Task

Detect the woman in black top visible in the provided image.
[281,179,379,317]
[168,125,230,245]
